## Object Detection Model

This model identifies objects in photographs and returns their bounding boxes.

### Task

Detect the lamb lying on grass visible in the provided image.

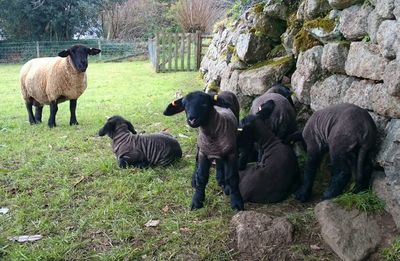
[99,116,182,168]
[164,91,244,210]
[295,103,377,202]
[20,44,101,128]
[238,100,299,203]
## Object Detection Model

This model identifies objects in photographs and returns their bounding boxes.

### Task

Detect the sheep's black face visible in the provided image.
[58,45,101,73]
[182,91,213,128]
[238,115,257,146]
[99,115,137,138]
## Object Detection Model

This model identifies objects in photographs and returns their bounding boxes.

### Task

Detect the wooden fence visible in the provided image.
[148,32,213,73]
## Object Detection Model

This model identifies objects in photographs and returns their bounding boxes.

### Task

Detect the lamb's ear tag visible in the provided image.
[258,106,262,111]
[213,95,218,101]
[172,100,177,107]
[237,128,243,132]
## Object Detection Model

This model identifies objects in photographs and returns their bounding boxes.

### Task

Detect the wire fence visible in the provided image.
[0,39,148,64]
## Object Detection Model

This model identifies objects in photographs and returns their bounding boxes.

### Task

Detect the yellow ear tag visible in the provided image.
[213,95,218,101]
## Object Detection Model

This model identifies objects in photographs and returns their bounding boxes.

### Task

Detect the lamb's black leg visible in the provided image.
[25,101,37,124]
[191,153,211,210]
[323,155,351,199]
[48,100,58,128]
[69,99,79,125]
[238,143,253,171]
[191,147,200,188]
[118,157,149,169]
[34,105,43,123]
[224,153,244,211]
[354,147,371,193]
[295,151,322,202]
[216,159,224,186]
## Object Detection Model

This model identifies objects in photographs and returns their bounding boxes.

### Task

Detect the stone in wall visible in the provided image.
[376,0,395,19]
[367,9,384,44]
[327,0,363,10]
[376,20,399,60]
[291,46,325,105]
[238,56,294,96]
[384,61,400,96]
[394,0,400,19]
[342,79,375,110]
[310,74,355,111]
[339,4,373,40]
[345,42,388,81]
[371,83,400,118]
[220,67,241,94]
[321,42,349,74]
[236,33,273,63]
[297,0,332,20]
[263,0,288,20]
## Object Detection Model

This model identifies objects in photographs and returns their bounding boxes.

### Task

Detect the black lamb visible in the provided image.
[238,91,297,170]
[238,100,299,203]
[99,116,182,168]
[163,91,244,211]
[295,103,377,202]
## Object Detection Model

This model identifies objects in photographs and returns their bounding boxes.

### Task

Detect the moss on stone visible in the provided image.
[268,44,287,59]
[227,44,236,54]
[252,3,265,14]
[207,80,220,93]
[213,20,226,33]
[293,28,321,53]
[246,55,293,70]
[304,18,336,33]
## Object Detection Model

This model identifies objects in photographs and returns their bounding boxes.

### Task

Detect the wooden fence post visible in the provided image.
[36,41,40,58]
[174,32,178,72]
[181,33,185,71]
[98,39,102,60]
[187,33,191,71]
[155,32,160,73]
[196,31,202,70]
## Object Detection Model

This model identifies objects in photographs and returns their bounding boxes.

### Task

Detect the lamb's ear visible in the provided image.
[88,48,101,56]
[58,49,70,57]
[126,121,137,134]
[99,121,114,136]
[256,100,275,120]
[163,98,184,116]
[211,94,232,109]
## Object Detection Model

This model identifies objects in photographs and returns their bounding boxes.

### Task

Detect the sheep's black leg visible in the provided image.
[25,101,36,125]
[48,100,58,128]
[34,105,43,123]
[323,155,351,199]
[191,153,211,210]
[118,157,149,169]
[354,148,372,193]
[216,159,230,195]
[69,99,79,125]
[191,147,200,188]
[238,143,253,171]
[224,153,244,211]
[295,151,322,202]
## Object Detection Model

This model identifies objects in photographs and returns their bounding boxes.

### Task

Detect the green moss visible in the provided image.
[333,190,385,214]
[267,44,287,59]
[252,3,265,14]
[213,20,226,33]
[304,18,336,33]
[382,238,400,261]
[293,28,321,53]
[207,80,220,93]
[246,55,293,70]
[227,44,236,54]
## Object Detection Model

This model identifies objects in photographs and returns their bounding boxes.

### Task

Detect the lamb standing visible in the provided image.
[99,116,182,168]
[238,100,299,203]
[20,44,101,128]
[295,103,377,202]
[163,91,244,211]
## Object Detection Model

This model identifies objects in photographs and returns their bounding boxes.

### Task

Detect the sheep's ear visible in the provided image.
[257,100,275,120]
[58,49,70,57]
[99,121,114,137]
[211,94,232,109]
[163,98,184,116]
[88,48,101,56]
[126,121,137,134]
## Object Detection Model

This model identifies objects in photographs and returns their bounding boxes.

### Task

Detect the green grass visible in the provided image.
[0,61,238,260]
[382,238,400,261]
[333,190,385,214]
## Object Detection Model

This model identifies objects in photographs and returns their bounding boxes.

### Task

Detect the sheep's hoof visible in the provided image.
[230,196,244,211]
[70,121,79,126]
[190,201,203,210]
[223,185,231,195]
[294,189,310,202]
[48,123,56,128]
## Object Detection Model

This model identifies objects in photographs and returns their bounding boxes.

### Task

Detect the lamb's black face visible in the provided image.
[182,91,213,128]
[238,115,258,146]
[58,44,101,73]
[99,115,136,138]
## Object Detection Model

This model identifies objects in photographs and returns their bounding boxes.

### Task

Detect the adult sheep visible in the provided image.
[99,116,182,168]
[163,91,244,211]
[20,44,101,128]
[295,103,377,202]
[238,100,299,203]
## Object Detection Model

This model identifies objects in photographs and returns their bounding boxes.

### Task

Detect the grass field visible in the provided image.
[0,61,238,260]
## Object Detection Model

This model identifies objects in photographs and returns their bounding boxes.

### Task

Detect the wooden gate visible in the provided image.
[148,32,212,73]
